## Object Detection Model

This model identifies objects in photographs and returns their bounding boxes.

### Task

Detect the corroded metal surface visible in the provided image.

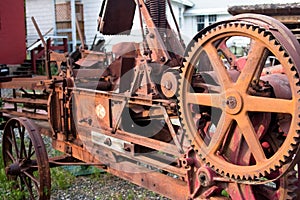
[179,18,300,181]
[1,1,300,199]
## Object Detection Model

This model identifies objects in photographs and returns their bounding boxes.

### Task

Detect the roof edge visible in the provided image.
[171,0,194,7]
[228,3,300,16]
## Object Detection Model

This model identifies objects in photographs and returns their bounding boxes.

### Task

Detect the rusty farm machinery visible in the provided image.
[1,0,300,199]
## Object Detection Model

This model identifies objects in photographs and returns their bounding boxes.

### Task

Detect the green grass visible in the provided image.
[50,166,76,190]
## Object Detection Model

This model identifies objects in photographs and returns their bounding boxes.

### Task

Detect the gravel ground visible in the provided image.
[50,173,169,200]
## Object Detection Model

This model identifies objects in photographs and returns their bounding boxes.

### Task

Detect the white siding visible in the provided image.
[26,0,55,46]
[182,16,195,42]
[82,0,102,47]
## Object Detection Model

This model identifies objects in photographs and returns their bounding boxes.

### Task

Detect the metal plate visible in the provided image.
[99,0,136,35]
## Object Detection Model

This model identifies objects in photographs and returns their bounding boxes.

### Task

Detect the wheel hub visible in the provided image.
[6,162,21,176]
[225,90,243,115]
[226,96,237,109]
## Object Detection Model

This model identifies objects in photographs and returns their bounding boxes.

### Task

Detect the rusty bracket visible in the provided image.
[160,105,183,154]
[48,155,107,168]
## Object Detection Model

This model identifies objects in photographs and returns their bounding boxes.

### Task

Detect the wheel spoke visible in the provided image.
[5,150,16,162]
[205,43,233,89]
[236,40,267,92]
[29,150,36,159]
[20,131,28,159]
[6,136,14,145]
[28,140,33,159]
[218,39,237,65]
[23,171,40,189]
[10,126,20,159]
[236,113,267,163]
[208,113,234,154]
[186,92,223,108]
[245,95,294,114]
[21,175,35,199]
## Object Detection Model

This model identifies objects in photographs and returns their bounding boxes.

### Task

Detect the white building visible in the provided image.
[182,0,300,38]
[25,0,195,51]
[25,0,300,51]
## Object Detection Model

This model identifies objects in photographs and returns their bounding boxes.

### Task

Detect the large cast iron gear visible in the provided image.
[178,20,300,180]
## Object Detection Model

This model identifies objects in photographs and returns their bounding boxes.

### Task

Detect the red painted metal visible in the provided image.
[0,0,26,64]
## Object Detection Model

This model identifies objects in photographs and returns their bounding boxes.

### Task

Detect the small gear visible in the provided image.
[160,70,179,98]
[178,20,300,180]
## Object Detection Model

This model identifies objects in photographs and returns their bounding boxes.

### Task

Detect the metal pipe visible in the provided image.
[135,0,148,52]
[71,0,77,52]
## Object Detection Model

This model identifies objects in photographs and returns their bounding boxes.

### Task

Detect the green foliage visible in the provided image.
[51,167,76,190]
[126,190,135,200]
[36,62,59,76]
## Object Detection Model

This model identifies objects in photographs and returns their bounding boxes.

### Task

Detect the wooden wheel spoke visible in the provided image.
[236,41,267,92]
[186,92,223,108]
[205,43,233,89]
[245,95,293,114]
[236,114,267,163]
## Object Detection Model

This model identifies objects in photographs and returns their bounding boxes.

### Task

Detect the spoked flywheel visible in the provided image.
[178,19,300,180]
[2,117,51,199]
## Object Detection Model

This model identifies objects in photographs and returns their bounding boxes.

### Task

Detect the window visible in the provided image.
[197,15,205,31]
[179,7,182,28]
[208,15,217,25]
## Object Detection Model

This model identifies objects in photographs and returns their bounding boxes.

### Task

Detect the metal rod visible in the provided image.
[31,17,47,47]
[31,17,52,79]
[75,17,85,49]
[71,0,77,52]
[166,0,184,45]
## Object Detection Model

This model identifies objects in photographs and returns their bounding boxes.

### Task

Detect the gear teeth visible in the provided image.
[241,175,246,180]
[178,19,300,183]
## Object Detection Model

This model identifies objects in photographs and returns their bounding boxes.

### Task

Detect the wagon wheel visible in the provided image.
[2,117,51,200]
[178,19,300,180]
